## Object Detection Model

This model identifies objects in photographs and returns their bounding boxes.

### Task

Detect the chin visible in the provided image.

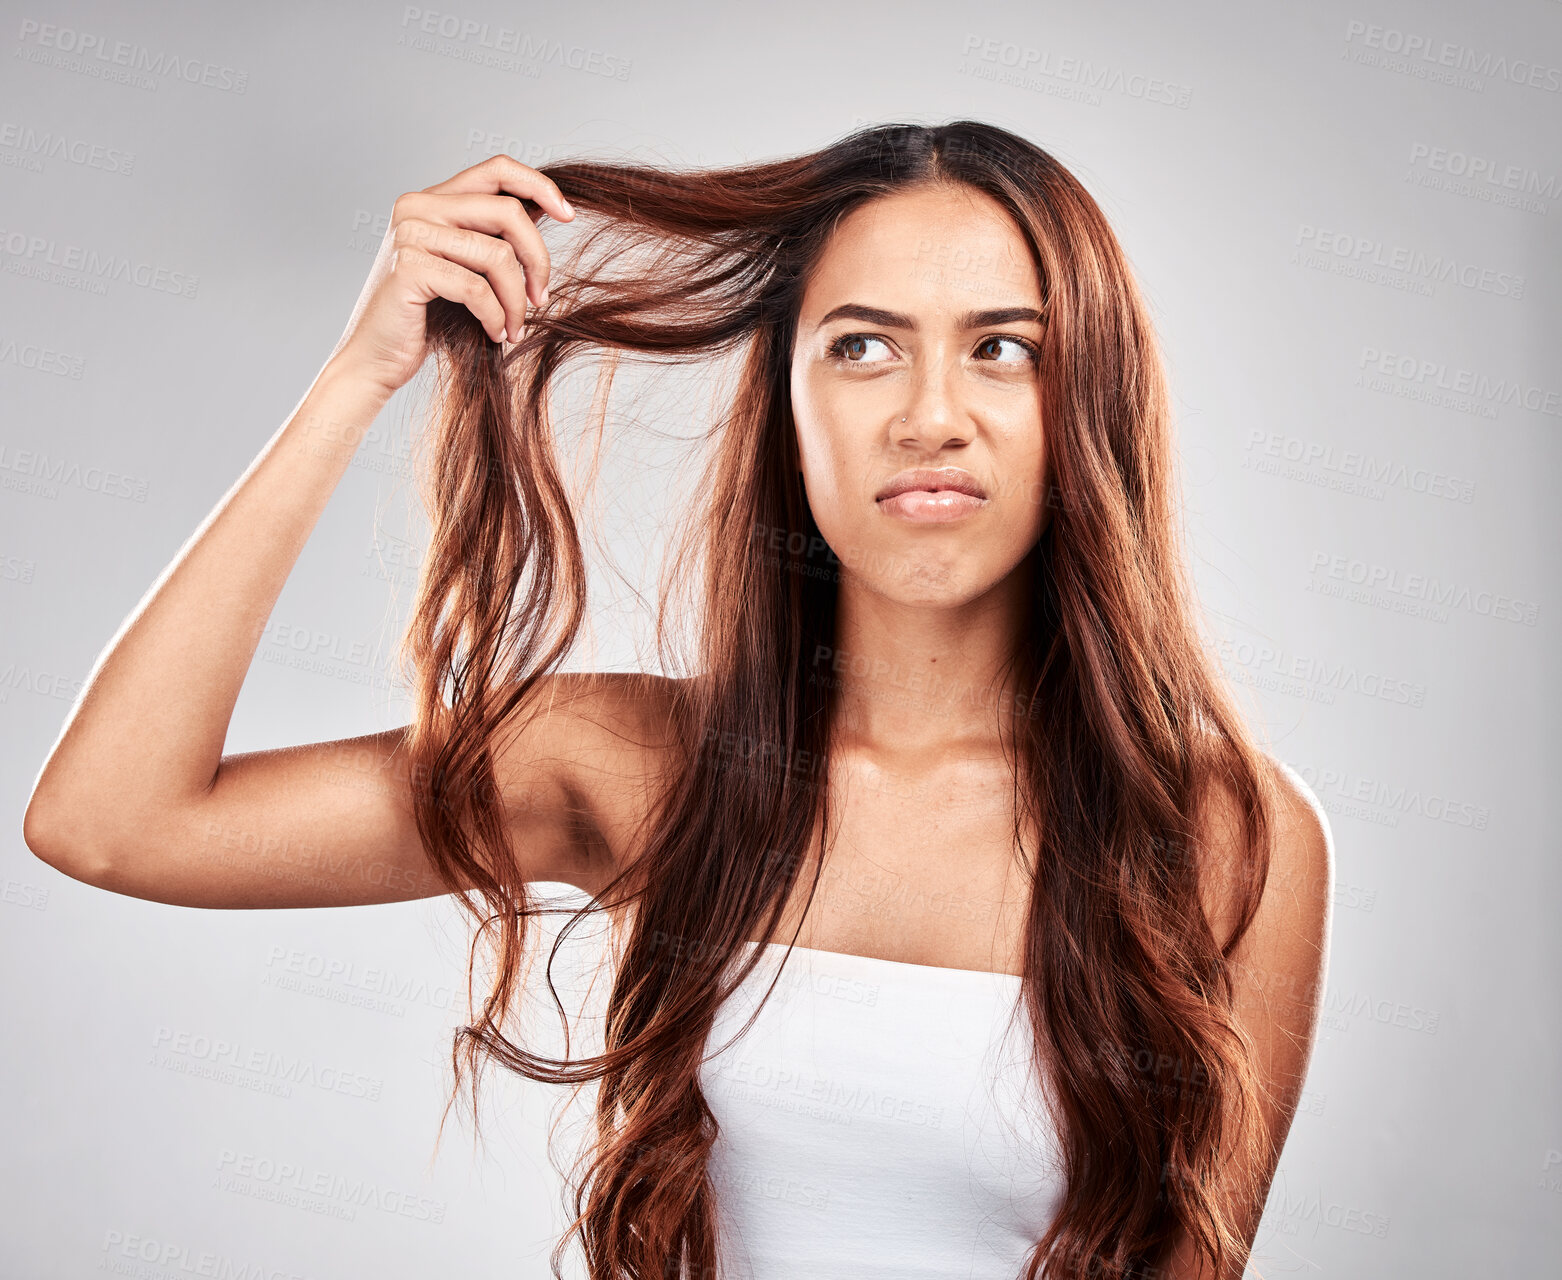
[861,560,992,606]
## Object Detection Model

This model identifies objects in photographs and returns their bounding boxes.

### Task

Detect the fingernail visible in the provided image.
[541,286,550,305]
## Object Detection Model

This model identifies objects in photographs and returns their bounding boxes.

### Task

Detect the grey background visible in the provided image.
[3,0,1558,1276]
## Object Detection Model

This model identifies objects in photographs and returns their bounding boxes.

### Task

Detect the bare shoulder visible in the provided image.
[1254,756,1334,964]
[492,670,688,893]
[1154,752,1337,1276]
[1195,751,1335,959]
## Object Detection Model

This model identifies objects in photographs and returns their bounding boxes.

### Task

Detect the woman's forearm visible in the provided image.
[23,357,393,870]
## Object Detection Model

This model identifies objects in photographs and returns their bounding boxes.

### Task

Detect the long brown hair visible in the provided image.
[401,121,1280,1280]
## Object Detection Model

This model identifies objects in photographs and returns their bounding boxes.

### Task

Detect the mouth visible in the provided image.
[874,467,990,524]
[874,467,989,503]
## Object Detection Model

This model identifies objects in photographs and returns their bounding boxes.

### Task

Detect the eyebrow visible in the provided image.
[814,302,1045,331]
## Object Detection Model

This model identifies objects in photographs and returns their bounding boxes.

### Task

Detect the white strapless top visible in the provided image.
[698,941,1065,1280]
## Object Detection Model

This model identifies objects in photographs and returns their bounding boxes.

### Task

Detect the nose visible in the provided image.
[895,349,968,448]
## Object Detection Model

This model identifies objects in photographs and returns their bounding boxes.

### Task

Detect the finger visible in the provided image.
[394,191,553,306]
[392,218,532,341]
[422,153,574,224]
[396,245,510,345]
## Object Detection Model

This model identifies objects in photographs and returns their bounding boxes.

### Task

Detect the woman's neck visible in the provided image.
[820,568,1032,754]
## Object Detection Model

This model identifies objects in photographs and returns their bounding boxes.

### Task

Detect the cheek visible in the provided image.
[792,380,857,498]
[799,454,856,536]
[789,367,826,470]
[991,422,1048,536]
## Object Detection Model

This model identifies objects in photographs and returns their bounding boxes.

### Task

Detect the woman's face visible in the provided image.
[790,182,1049,606]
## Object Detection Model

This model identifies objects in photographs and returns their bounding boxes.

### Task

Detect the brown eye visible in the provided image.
[827,334,893,363]
[976,335,1037,363]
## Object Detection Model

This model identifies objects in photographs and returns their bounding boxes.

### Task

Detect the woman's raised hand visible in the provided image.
[23,153,596,909]
[328,153,575,399]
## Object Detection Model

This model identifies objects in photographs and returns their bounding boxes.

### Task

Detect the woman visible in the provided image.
[25,121,1333,1280]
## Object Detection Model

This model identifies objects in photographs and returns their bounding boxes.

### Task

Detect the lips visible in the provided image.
[874,467,989,502]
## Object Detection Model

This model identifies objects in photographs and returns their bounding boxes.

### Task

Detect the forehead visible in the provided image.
[800,183,1041,313]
